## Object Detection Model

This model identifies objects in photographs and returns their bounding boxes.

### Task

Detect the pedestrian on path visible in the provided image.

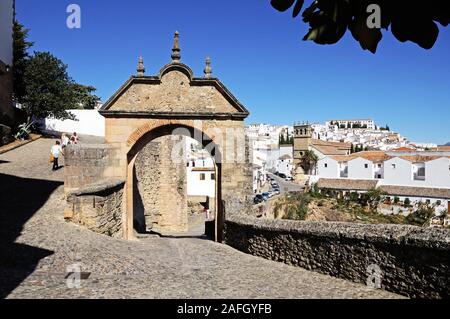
[50,140,64,171]
[70,132,79,145]
[61,133,70,149]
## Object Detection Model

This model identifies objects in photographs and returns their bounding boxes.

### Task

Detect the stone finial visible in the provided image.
[137,55,145,76]
[204,57,212,78]
[171,31,181,63]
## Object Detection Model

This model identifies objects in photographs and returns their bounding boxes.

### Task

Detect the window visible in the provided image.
[392,164,396,169]
[200,173,206,181]
[364,164,369,169]
[211,173,215,180]
[324,163,328,168]
[192,161,196,168]
[378,164,382,168]
[377,174,382,179]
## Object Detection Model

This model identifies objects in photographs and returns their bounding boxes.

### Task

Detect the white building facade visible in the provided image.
[315,151,450,212]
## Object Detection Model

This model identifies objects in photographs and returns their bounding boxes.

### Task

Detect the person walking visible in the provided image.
[50,140,64,171]
[61,133,70,149]
[70,132,79,144]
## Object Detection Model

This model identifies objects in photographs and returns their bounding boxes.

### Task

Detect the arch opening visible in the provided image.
[125,124,223,241]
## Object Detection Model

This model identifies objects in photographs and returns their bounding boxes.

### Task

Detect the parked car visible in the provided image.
[253,194,264,204]
[285,176,294,182]
[262,192,270,201]
[278,173,287,179]
[272,188,281,195]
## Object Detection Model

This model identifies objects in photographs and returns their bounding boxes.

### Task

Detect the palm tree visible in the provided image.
[301,150,319,175]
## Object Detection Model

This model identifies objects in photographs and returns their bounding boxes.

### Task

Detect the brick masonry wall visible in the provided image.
[224,216,450,299]
[134,135,188,232]
[65,179,125,238]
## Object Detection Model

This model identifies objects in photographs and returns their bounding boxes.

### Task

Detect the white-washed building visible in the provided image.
[186,141,216,198]
[0,0,15,127]
[314,150,450,212]
[275,154,294,177]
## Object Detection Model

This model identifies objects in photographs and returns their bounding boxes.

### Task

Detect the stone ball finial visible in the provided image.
[171,31,181,63]
[137,55,145,77]
[204,56,212,78]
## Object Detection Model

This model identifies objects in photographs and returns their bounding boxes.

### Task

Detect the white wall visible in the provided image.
[426,157,450,188]
[276,160,293,177]
[187,170,215,198]
[44,110,105,137]
[310,146,326,160]
[317,158,339,179]
[348,157,373,179]
[382,157,415,187]
[0,0,13,66]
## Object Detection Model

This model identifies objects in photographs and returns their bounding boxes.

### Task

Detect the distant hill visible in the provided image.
[446,142,450,146]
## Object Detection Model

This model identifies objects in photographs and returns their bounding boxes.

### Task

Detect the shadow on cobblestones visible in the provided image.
[0,173,61,298]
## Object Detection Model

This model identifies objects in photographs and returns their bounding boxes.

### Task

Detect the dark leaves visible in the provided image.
[292,0,305,17]
[302,0,350,45]
[271,0,305,17]
[271,0,296,12]
[392,15,439,49]
[349,16,383,53]
[270,0,450,53]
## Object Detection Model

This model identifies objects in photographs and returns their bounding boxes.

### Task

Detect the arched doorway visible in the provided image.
[124,124,223,240]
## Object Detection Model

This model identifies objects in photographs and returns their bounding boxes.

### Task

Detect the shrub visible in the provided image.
[405,207,434,226]
[404,198,411,207]
[277,193,311,221]
[348,192,360,203]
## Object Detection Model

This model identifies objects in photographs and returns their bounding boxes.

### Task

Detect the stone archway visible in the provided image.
[124,123,224,240]
[90,32,253,241]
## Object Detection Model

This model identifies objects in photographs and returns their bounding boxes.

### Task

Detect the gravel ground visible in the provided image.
[0,137,403,299]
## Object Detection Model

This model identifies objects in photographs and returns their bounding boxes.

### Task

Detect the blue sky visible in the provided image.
[17,0,450,144]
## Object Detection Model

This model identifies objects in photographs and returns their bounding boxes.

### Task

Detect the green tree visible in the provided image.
[404,198,411,207]
[301,150,319,174]
[21,52,98,123]
[13,21,34,103]
[270,0,450,53]
[71,84,100,109]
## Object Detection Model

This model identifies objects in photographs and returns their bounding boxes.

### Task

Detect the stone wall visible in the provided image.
[224,216,450,299]
[134,135,188,232]
[65,179,125,238]
[64,144,118,192]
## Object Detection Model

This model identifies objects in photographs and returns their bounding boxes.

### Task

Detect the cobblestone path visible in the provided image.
[0,138,403,299]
